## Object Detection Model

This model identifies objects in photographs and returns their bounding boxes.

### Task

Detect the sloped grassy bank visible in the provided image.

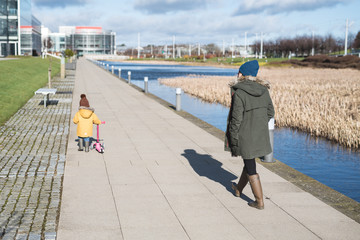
[0,57,60,125]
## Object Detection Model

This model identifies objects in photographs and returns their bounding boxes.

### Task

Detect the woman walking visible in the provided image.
[225,60,275,210]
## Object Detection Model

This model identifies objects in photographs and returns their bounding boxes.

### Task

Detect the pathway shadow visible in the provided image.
[0,211,22,238]
[181,149,252,202]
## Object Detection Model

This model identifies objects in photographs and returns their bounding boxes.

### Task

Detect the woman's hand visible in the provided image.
[231,150,238,157]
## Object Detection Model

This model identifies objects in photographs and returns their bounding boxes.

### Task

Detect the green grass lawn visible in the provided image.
[0,56,60,125]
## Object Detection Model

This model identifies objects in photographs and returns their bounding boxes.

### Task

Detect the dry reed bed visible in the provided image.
[159,68,360,149]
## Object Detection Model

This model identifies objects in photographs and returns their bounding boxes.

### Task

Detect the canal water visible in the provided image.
[102,61,360,202]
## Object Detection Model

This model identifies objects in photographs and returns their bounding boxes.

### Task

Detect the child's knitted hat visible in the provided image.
[80,94,90,107]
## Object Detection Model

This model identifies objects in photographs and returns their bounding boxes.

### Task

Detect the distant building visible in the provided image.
[0,0,41,56]
[41,26,116,56]
[66,26,116,56]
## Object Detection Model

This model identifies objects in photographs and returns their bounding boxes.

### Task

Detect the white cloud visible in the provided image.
[33,7,103,32]
[31,0,359,46]
[134,0,212,14]
[106,9,284,47]
[234,0,349,15]
[33,0,92,8]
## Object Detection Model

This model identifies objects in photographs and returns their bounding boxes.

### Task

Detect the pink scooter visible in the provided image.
[91,121,105,153]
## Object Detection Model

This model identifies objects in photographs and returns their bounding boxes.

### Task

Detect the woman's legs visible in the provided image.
[243,158,256,175]
[232,158,255,197]
[243,158,264,210]
[232,166,248,197]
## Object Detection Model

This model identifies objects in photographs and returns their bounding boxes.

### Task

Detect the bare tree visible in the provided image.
[204,43,221,56]
[324,34,337,53]
[43,37,53,52]
[352,31,360,49]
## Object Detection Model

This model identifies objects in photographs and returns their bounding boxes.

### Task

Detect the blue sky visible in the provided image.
[32,0,360,47]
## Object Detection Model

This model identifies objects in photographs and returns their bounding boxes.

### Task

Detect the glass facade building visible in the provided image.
[0,0,41,56]
[42,26,116,56]
[62,26,116,56]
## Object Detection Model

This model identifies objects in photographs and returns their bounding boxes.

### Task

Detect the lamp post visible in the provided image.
[173,35,175,59]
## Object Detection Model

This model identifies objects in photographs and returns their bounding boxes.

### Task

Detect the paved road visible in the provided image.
[56,59,360,240]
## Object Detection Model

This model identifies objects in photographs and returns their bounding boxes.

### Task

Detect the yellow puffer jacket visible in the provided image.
[73,107,101,138]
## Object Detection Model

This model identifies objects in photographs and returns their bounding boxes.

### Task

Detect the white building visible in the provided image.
[41,26,65,54]
[0,0,41,56]
[41,26,116,56]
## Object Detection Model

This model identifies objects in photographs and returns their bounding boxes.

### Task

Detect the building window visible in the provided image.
[8,19,18,36]
[0,19,6,35]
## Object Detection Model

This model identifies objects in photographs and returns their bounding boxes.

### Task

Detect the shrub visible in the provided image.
[64,49,74,58]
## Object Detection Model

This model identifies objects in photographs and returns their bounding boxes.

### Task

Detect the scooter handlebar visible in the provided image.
[101,121,105,124]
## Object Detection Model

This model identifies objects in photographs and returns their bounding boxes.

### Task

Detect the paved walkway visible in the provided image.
[0,69,74,239]
[56,59,360,240]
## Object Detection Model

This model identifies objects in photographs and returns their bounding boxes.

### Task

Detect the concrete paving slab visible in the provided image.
[174,206,241,227]
[142,153,184,166]
[121,226,188,240]
[116,204,180,229]
[158,182,211,196]
[165,193,225,210]
[184,223,254,240]
[306,221,360,240]
[112,184,162,198]
[59,211,120,230]
[147,165,200,184]
[103,155,133,168]
[243,222,319,240]
[58,229,123,240]
[106,166,154,185]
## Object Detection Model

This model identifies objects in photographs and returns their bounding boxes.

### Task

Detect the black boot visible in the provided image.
[78,138,84,151]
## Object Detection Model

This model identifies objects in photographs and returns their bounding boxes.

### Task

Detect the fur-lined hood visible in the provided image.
[229,76,271,97]
[78,106,95,119]
[229,75,271,89]
[78,106,95,111]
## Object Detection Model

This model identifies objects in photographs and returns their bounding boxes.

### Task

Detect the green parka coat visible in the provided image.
[225,79,275,159]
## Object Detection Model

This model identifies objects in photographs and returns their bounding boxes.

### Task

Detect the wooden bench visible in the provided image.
[34,88,57,107]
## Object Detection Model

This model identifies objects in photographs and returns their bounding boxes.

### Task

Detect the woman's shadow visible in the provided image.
[182,149,251,202]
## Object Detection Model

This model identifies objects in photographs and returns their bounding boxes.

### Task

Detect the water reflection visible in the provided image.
[274,128,360,202]
[103,61,360,202]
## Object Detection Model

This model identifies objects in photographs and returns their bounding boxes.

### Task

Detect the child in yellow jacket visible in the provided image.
[73,94,101,152]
